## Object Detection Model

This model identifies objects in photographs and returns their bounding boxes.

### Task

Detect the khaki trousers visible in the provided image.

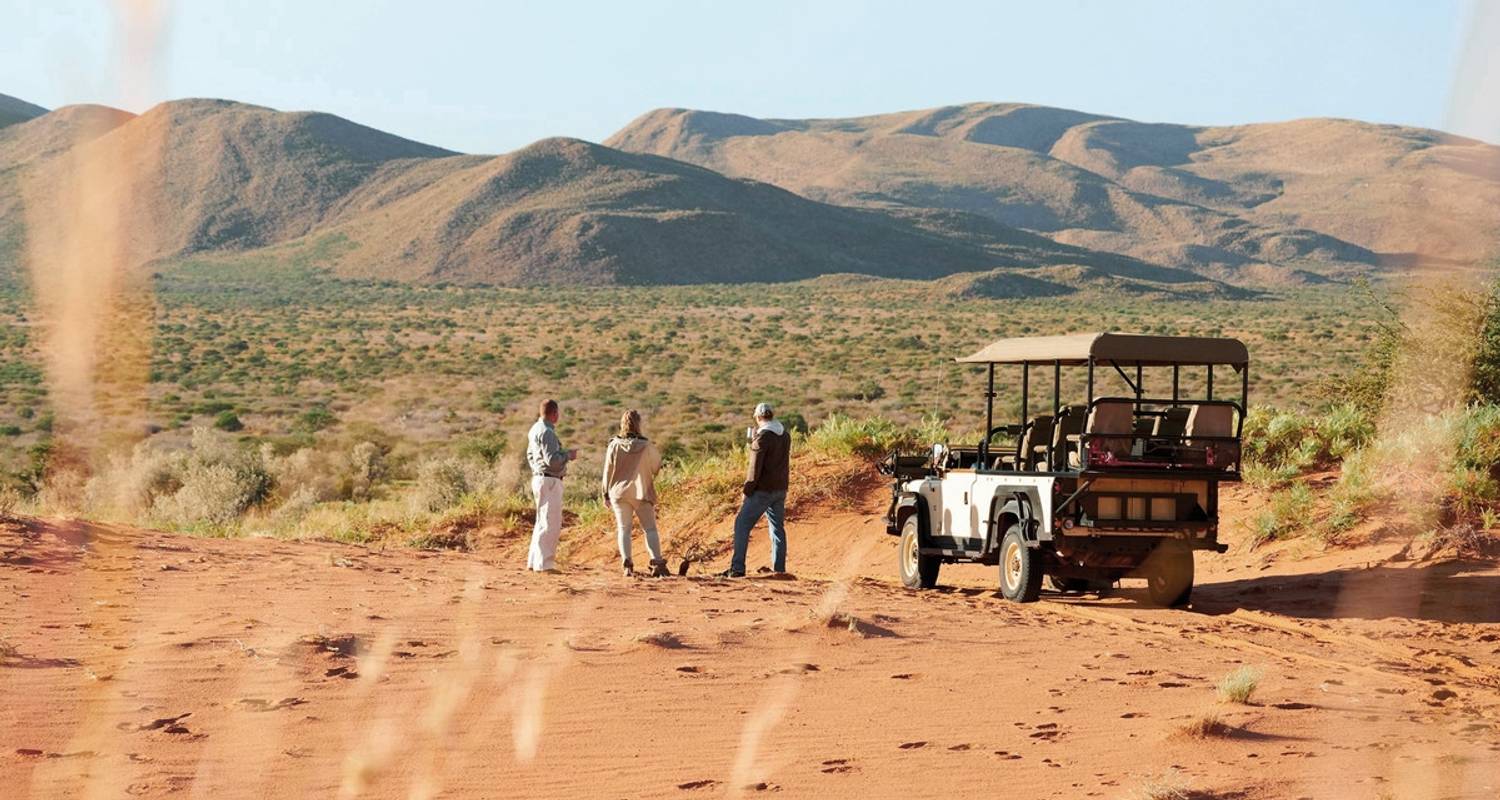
[611,496,662,564]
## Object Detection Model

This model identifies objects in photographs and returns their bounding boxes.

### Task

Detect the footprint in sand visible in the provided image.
[898,741,927,750]
[821,758,855,773]
[677,779,718,790]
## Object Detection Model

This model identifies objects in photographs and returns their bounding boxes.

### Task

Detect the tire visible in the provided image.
[1048,576,1091,594]
[1142,540,1194,607]
[998,524,1043,603]
[898,515,940,589]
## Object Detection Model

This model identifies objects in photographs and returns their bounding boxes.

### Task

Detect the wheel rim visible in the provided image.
[1003,540,1022,591]
[903,529,918,578]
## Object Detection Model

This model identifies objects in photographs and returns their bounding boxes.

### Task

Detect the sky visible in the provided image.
[0,0,1490,154]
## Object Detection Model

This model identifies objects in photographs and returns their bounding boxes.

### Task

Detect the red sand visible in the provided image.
[3,484,1498,799]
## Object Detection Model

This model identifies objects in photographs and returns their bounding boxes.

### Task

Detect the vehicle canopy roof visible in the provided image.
[957,332,1248,368]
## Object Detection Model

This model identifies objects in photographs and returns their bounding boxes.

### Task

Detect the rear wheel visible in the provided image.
[1142,540,1194,607]
[998,524,1043,603]
[898,515,940,589]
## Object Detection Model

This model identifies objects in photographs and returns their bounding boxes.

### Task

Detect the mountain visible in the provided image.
[1,98,1222,290]
[0,93,47,128]
[9,96,1493,292]
[607,103,1500,274]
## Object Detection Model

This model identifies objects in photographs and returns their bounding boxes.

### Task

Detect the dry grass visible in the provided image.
[1128,769,1191,800]
[635,631,685,649]
[1216,666,1262,704]
[1174,709,1230,739]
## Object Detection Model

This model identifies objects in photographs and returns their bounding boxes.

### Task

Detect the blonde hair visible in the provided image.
[618,409,643,439]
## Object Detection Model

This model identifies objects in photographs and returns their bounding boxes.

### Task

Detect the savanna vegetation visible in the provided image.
[0,246,1495,556]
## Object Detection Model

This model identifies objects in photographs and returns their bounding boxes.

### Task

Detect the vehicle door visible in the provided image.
[937,469,981,543]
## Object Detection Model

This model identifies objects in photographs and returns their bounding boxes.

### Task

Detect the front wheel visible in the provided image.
[899,515,940,589]
[1141,540,1194,607]
[998,524,1043,603]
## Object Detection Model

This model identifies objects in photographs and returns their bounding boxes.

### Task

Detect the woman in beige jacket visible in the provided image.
[601,409,666,577]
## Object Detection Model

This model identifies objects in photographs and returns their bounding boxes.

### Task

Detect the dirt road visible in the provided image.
[3,486,1498,799]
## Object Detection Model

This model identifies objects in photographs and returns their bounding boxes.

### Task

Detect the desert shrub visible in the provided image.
[1444,405,1500,520]
[1319,404,1500,536]
[150,428,273,529]
[804,415,912,459]
[1473,278,1500,404]
[295,403,336,433]
[84,444,183,518]
[1321,449,1379,537]
[1129,770,1190,800]
[411,456,491,513]
[346,441,385,501]
[457,431,508,465]
[1248,482,1313,547]
[270,486,320,526]
[1242,404,1373,487]
[264,439,387,504]
[213,410,243,431]
[1216,666,1261,704]
[1174,709,1228,739]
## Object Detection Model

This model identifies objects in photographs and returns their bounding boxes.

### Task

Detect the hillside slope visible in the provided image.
[0,92,47,128]
[2,98,1220,289]
[608,103,1500,273]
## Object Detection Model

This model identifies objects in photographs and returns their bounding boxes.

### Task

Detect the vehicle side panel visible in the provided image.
[971,474,1055,545]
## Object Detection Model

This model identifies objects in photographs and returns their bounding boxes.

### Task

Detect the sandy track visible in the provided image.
[3,490,1498,799]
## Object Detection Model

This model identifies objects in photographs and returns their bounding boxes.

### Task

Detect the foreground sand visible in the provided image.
[3,487,1499,799]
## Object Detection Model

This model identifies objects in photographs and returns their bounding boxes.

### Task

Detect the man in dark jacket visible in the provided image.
[722,402,791,577]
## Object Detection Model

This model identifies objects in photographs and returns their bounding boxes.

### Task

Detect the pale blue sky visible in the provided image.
[0,1,1484,153]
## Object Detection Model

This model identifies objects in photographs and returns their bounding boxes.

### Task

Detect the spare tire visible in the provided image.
[1142,540,1194,607]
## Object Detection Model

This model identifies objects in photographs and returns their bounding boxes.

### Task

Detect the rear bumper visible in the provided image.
[1070,522,1227,551]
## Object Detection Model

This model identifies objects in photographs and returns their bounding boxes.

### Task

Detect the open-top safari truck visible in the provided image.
[878,332,1249,605]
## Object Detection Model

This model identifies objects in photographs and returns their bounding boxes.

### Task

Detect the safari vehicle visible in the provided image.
[878,333,1248,605]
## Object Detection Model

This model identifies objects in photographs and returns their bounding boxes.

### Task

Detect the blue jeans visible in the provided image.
[732,490,787,574]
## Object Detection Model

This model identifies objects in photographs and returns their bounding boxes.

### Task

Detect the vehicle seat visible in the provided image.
[1069,400,1134,468]
[1186,404,1235,445]
[1153,406,1191,439]
[997,415,1052,470]
[1049,406,1085,470]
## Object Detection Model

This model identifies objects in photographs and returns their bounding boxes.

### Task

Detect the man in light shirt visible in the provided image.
[526,398,577,572]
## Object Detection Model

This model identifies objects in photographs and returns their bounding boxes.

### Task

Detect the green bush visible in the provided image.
[1242,404,1373,485]
[804,415,912,459]
[296,404,336,433]
[1248,482,1313,547]
[213,410,243,432]
[411,456,490,513]
[150,428,273,529]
